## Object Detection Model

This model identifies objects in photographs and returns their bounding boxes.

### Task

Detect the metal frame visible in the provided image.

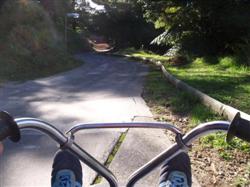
[67,122,182,136]
[14,118,230,187]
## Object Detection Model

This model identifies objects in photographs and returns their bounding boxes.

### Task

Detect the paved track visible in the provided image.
[0,53,200,187]
[0,53,150,187]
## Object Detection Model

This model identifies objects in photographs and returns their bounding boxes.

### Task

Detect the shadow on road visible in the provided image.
[0,53,149,186]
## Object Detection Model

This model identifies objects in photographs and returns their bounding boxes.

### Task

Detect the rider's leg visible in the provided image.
[159,152,192,187]
[51,150,83,187]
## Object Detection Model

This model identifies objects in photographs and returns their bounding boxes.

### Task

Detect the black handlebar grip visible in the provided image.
[0,111,20,142]
[227,112,250,143]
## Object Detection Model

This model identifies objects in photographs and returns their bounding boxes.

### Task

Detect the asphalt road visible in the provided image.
[0,53,150,187]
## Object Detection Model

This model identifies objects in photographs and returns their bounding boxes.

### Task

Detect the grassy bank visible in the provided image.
[0,1,82,83]
[143,68,250,186]
[118,48,250,185]
[165,57,250,114]
[121,49,250,147]
[119,48,250,116]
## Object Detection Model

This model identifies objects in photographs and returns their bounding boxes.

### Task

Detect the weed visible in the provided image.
[92,131,127,184]
[201,133,250,154]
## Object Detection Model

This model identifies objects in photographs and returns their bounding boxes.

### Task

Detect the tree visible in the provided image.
[39,0,73,25]
[138,0,250,55]
[78,0,160,48]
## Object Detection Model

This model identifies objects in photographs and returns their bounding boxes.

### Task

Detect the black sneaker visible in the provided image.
[159,152,192,187]
[51,150,83,187]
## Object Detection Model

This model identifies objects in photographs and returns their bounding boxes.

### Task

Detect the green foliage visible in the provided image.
[125,48,249,123]
[118,48,170,61]
[78,0,160,49]
[143,68,220,128]
[170,92,199,114]
[143,65,250,162]
[39,0,72,27]
[139,0,250,58]
[0,0,80,81]
[202,133,250,156]
[166,56,250,114]
[190,105,220,127]
[120,48,250,114]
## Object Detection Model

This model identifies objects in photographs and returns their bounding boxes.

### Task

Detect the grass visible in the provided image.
[201,133,250,160]
[143,69,222,124]
[117,47,170,62]
[143,67,250,186]
[143,64,250,154]
[92,131,127,185]
[121,48,250,185]
[165,56,250,114]
[119,48,250,114]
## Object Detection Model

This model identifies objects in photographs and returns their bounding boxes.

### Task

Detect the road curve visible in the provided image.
[0,53,151,187]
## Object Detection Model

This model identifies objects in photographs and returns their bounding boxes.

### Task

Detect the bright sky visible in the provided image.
[76,0,105,11]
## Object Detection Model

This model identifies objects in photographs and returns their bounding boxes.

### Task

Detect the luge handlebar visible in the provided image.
[0,111,249,187]
[227,112,250,143]
[0,111,20,142]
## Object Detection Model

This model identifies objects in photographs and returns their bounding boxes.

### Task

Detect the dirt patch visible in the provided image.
[144,101,250,187]
[88,35,114,52]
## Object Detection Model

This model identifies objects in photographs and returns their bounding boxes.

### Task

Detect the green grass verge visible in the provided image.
[117,47,170,62]
[144,69,222,125]
[143,68,250,186]
[165,56,250,114]
[138,48,250,153]
[201,133,250,160]
[143,68,250,154]
[119,48,250,114]
[120,48,250,185]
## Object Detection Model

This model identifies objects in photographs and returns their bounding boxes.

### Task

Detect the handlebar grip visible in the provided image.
[0,111,20,142]
[227,112,250,143]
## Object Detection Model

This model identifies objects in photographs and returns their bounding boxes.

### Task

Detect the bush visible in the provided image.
[81,1,160,49]
[0,0,77,80]
[140,0,250,62]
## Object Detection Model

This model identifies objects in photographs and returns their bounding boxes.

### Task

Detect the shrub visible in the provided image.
[0,0,76,80]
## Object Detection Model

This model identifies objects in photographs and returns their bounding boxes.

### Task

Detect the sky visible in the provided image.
[76,0,105,11]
